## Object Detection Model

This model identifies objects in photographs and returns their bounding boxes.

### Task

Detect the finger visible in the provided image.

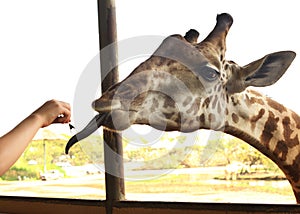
[53,108,71,124]
[53,116,71,124]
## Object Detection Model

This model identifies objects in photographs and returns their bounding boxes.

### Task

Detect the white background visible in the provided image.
[0,0,299,136]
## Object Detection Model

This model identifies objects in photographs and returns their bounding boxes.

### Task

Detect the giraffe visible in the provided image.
[65,13,300,202]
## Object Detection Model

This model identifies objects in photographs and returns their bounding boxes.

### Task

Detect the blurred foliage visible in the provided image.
[0,134,100,181]
[0,165,38,181]
[124,131,279,172]
[207,132,279,171]
[1,130,280,180]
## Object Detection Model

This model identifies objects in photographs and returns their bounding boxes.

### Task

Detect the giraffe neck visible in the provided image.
[224,89,300,202]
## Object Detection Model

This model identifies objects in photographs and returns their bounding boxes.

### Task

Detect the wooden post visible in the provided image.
[43,140,47,173]
[97,0,125,213]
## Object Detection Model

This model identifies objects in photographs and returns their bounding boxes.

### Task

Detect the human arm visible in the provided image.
[0,99,71,176]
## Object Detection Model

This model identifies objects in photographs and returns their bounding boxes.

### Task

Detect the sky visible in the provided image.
[0,1,99,135]
[0,0,299,139]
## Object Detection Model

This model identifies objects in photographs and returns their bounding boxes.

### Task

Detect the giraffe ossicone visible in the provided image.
[66,13,300,203]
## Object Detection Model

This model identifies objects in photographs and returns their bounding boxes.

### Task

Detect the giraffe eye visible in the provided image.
[202,66,219,82]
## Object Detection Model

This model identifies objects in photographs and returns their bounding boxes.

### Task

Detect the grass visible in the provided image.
[0,172,294,202]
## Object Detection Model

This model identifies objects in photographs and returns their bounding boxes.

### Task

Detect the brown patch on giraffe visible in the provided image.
[167,60,175,67]
[250,108,265,130]
[208,113,216,123]
[256,98,264,105]
[220,54,224,62]
[282,117,300,147]
[202,97,210,108]
[245,94,264,107]
[164,112,174,120]
[291,111,300,129]
[224,64,229,70]
[211,95,218,109]
[245,94,251,107]
[183,96,193,107]
[224,121,229,127]
[134,59,153,72]
[273,140,289,162]
[260,111,279,147]
[231,113,239,123]
[187,97,201,115]
[129,92,147,109]
[198,114,205,124]
[198,46,221,70]
[267,98,287,113]
[221,92,225,100]
[250,90,262,97]
[188,120,195,127]
[213,85,218,93]
[231,96,240,106]
[154,56,167,67]
[217,102,222,114]
[174,114,181,125]
[225,108,229,115]
[251,97,264,105]
[214,84,222,93]
[283,154,300,183]
[163,98,176,109]
[150,98,159,112]
[225,94,229,103]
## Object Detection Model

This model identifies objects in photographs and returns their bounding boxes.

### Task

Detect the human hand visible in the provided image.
[31,99,71,128]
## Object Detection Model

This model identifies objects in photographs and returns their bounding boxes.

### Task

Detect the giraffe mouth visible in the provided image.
[65,113,107,154]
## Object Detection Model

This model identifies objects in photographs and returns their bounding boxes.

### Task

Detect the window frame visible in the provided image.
[1,1,300,213]
[1,196,300,213]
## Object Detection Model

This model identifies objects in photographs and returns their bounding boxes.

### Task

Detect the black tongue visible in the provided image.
[65,114,105,154]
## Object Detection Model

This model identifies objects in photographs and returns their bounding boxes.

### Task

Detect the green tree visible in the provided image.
[203,132,279,171]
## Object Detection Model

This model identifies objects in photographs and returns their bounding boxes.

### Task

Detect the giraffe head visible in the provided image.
[65,13,295,154]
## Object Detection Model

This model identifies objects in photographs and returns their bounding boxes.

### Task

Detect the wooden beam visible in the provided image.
[1,197,300,214]
[97,0,125,213]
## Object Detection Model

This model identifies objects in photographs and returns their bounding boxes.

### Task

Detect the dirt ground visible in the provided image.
[0,174,296,204]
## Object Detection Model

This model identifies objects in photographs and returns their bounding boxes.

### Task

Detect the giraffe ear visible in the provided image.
[243,51,296,88]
